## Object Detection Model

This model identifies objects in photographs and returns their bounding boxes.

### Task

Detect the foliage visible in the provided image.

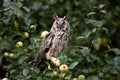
[0,0,120,80]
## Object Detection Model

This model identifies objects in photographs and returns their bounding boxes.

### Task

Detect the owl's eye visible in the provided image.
[56,21,58,25]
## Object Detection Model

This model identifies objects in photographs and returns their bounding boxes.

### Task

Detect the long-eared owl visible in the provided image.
[28,15,70,67]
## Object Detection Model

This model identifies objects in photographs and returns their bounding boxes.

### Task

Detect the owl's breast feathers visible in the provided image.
[40,30,68,58]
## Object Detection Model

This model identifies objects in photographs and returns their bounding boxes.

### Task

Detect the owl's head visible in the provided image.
[52,16,70,32]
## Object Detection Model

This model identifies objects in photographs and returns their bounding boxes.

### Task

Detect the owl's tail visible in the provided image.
[28,48,45,67]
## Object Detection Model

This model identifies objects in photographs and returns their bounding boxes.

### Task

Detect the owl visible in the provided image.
[28,15,70,67]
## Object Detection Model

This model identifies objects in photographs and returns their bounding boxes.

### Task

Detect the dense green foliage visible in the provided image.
[0,0,120,80]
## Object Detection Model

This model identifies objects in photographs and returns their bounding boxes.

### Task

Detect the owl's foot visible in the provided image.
[28,60,39,67]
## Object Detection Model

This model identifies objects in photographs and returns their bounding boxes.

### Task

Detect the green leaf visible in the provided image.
[81,47,91,57]
[85,19,103,28]
[10,69,16,74]
[109,48,120,55]
[22,69,28,76]
[22,6,30,12]
[18,56,24,64]
[87,12,96,17]
[100,10,107,14]
[22,69,27,76]
[37,77,42,80]
[113,57,120,69]
[64,74,71,80]
[92,28,97,33]
[87,75,100,80]
[3,0,11,7]
[99,4,105,9]
[102,27,108,33]
[31,2,41,10]
[69,61,79,69]
[76,36,87,40]
[110,69,119,75]
[49,0,57,4]
[59,54,68,64]
[34,67,40,74]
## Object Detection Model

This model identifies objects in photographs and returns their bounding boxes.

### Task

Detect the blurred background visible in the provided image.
[0,0,120,80]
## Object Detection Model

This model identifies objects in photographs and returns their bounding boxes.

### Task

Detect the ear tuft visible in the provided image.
[63,16,67,20]
[54,15,59,20]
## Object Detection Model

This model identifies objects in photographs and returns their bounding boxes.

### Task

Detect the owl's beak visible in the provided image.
[57,25,64,31]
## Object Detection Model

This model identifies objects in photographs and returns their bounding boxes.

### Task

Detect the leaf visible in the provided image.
[69,61,79,69]
[3,0,11,7]
[34,67,40,74]
[100,10,107,14]
[81,47,91,57]
[113,57,120,69]
[85,19,103,28]
[18,56,24,64]
[22,69,29,76]
[110,69,119,75]
[87,75,100,80]
[87,12,96,17]
[59,54,68,64]
[109,48,120,55]
[37,77,42,80]
[92,28,97,33]
[10,69,16,74]
[49,0,58,4]
[22,6,30,12]
[102,27,108,33]
[76,36,87,40]
[99,4,105,9]
[31,2,41,10]
[64,74,71,80]
[98,72,104,78]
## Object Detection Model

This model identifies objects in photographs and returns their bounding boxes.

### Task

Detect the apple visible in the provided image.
[72,78,78,80]
[59,64,68,72]
[2,78,9,80]
[78,75,85,80]
[51,71,58,77]
[41,31,49,38]
[4,52,9,57]
[15,41,23,48]
[9,53,14,58]
[22,32,29,38]
[30,25,36,29]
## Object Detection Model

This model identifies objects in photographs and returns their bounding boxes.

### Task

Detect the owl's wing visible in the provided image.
[28,32,54,67]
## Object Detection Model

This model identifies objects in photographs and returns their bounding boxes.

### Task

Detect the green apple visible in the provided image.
[9,53,14,58]
[15,41,23,48]
[2,78,9,80]
[78,75,85,80]
[41,31,49,38]
[22,32,29,38]
[72,78,78,80]
[4,52,9,57]
[51,71,58,77]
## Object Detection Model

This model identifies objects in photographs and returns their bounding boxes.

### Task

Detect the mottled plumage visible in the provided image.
[28,16,70,67]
